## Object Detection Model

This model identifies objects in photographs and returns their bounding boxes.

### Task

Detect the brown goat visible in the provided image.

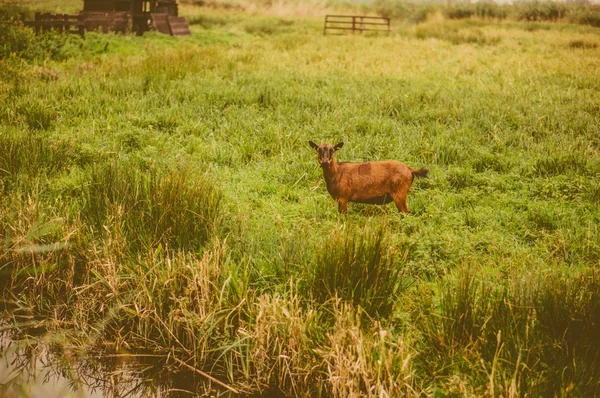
[309,141,428,214]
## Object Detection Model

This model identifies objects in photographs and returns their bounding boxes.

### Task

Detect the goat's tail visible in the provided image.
[411,168,429,179]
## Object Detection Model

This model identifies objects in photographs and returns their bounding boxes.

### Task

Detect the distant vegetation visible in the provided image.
[1,0,600,396]
[374,0,600,27]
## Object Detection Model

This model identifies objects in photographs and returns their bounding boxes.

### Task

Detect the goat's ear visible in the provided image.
[309,141,319,150]
[334,142,344,151]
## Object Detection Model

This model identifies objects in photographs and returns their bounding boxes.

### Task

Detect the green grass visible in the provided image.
[1,1,600,396]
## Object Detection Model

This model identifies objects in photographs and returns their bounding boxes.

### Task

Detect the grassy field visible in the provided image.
[1,0,600,396]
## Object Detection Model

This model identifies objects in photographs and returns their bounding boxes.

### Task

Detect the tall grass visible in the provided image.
[306,226,407,318]
[82,162,222,253]
[413,266,600,395]
[0,132,77,192]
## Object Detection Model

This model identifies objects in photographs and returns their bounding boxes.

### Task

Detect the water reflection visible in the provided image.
[0,327,231,398]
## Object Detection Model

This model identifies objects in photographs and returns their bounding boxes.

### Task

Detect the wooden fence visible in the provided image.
[24,13,85,37]
[324,15,390,35]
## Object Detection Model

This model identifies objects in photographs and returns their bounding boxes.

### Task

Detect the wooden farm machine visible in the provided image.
[25,0,191,37]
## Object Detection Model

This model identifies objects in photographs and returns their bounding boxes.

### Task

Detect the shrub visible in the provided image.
[0,5,85,62]
[373,0,436,23]
[442,2,510,20]
[0,8,35,60]
[475,2,509,20]
[568,6,600,27]
[515,1,568,22]
[445,5,475,20]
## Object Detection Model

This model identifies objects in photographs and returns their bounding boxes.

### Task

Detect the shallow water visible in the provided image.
[0,327,231,398]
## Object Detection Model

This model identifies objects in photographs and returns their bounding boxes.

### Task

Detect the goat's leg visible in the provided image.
[393,192,410,214]
[337,198,348,214]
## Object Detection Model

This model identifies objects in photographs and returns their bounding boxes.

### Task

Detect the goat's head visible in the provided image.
[309,141,344,168]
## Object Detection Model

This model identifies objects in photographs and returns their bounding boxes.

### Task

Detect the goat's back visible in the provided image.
[338,160,413,181]
[333,160,414,201]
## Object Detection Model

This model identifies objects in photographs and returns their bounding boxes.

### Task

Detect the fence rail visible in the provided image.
[24,12,85,37]
[324,15,390,35]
